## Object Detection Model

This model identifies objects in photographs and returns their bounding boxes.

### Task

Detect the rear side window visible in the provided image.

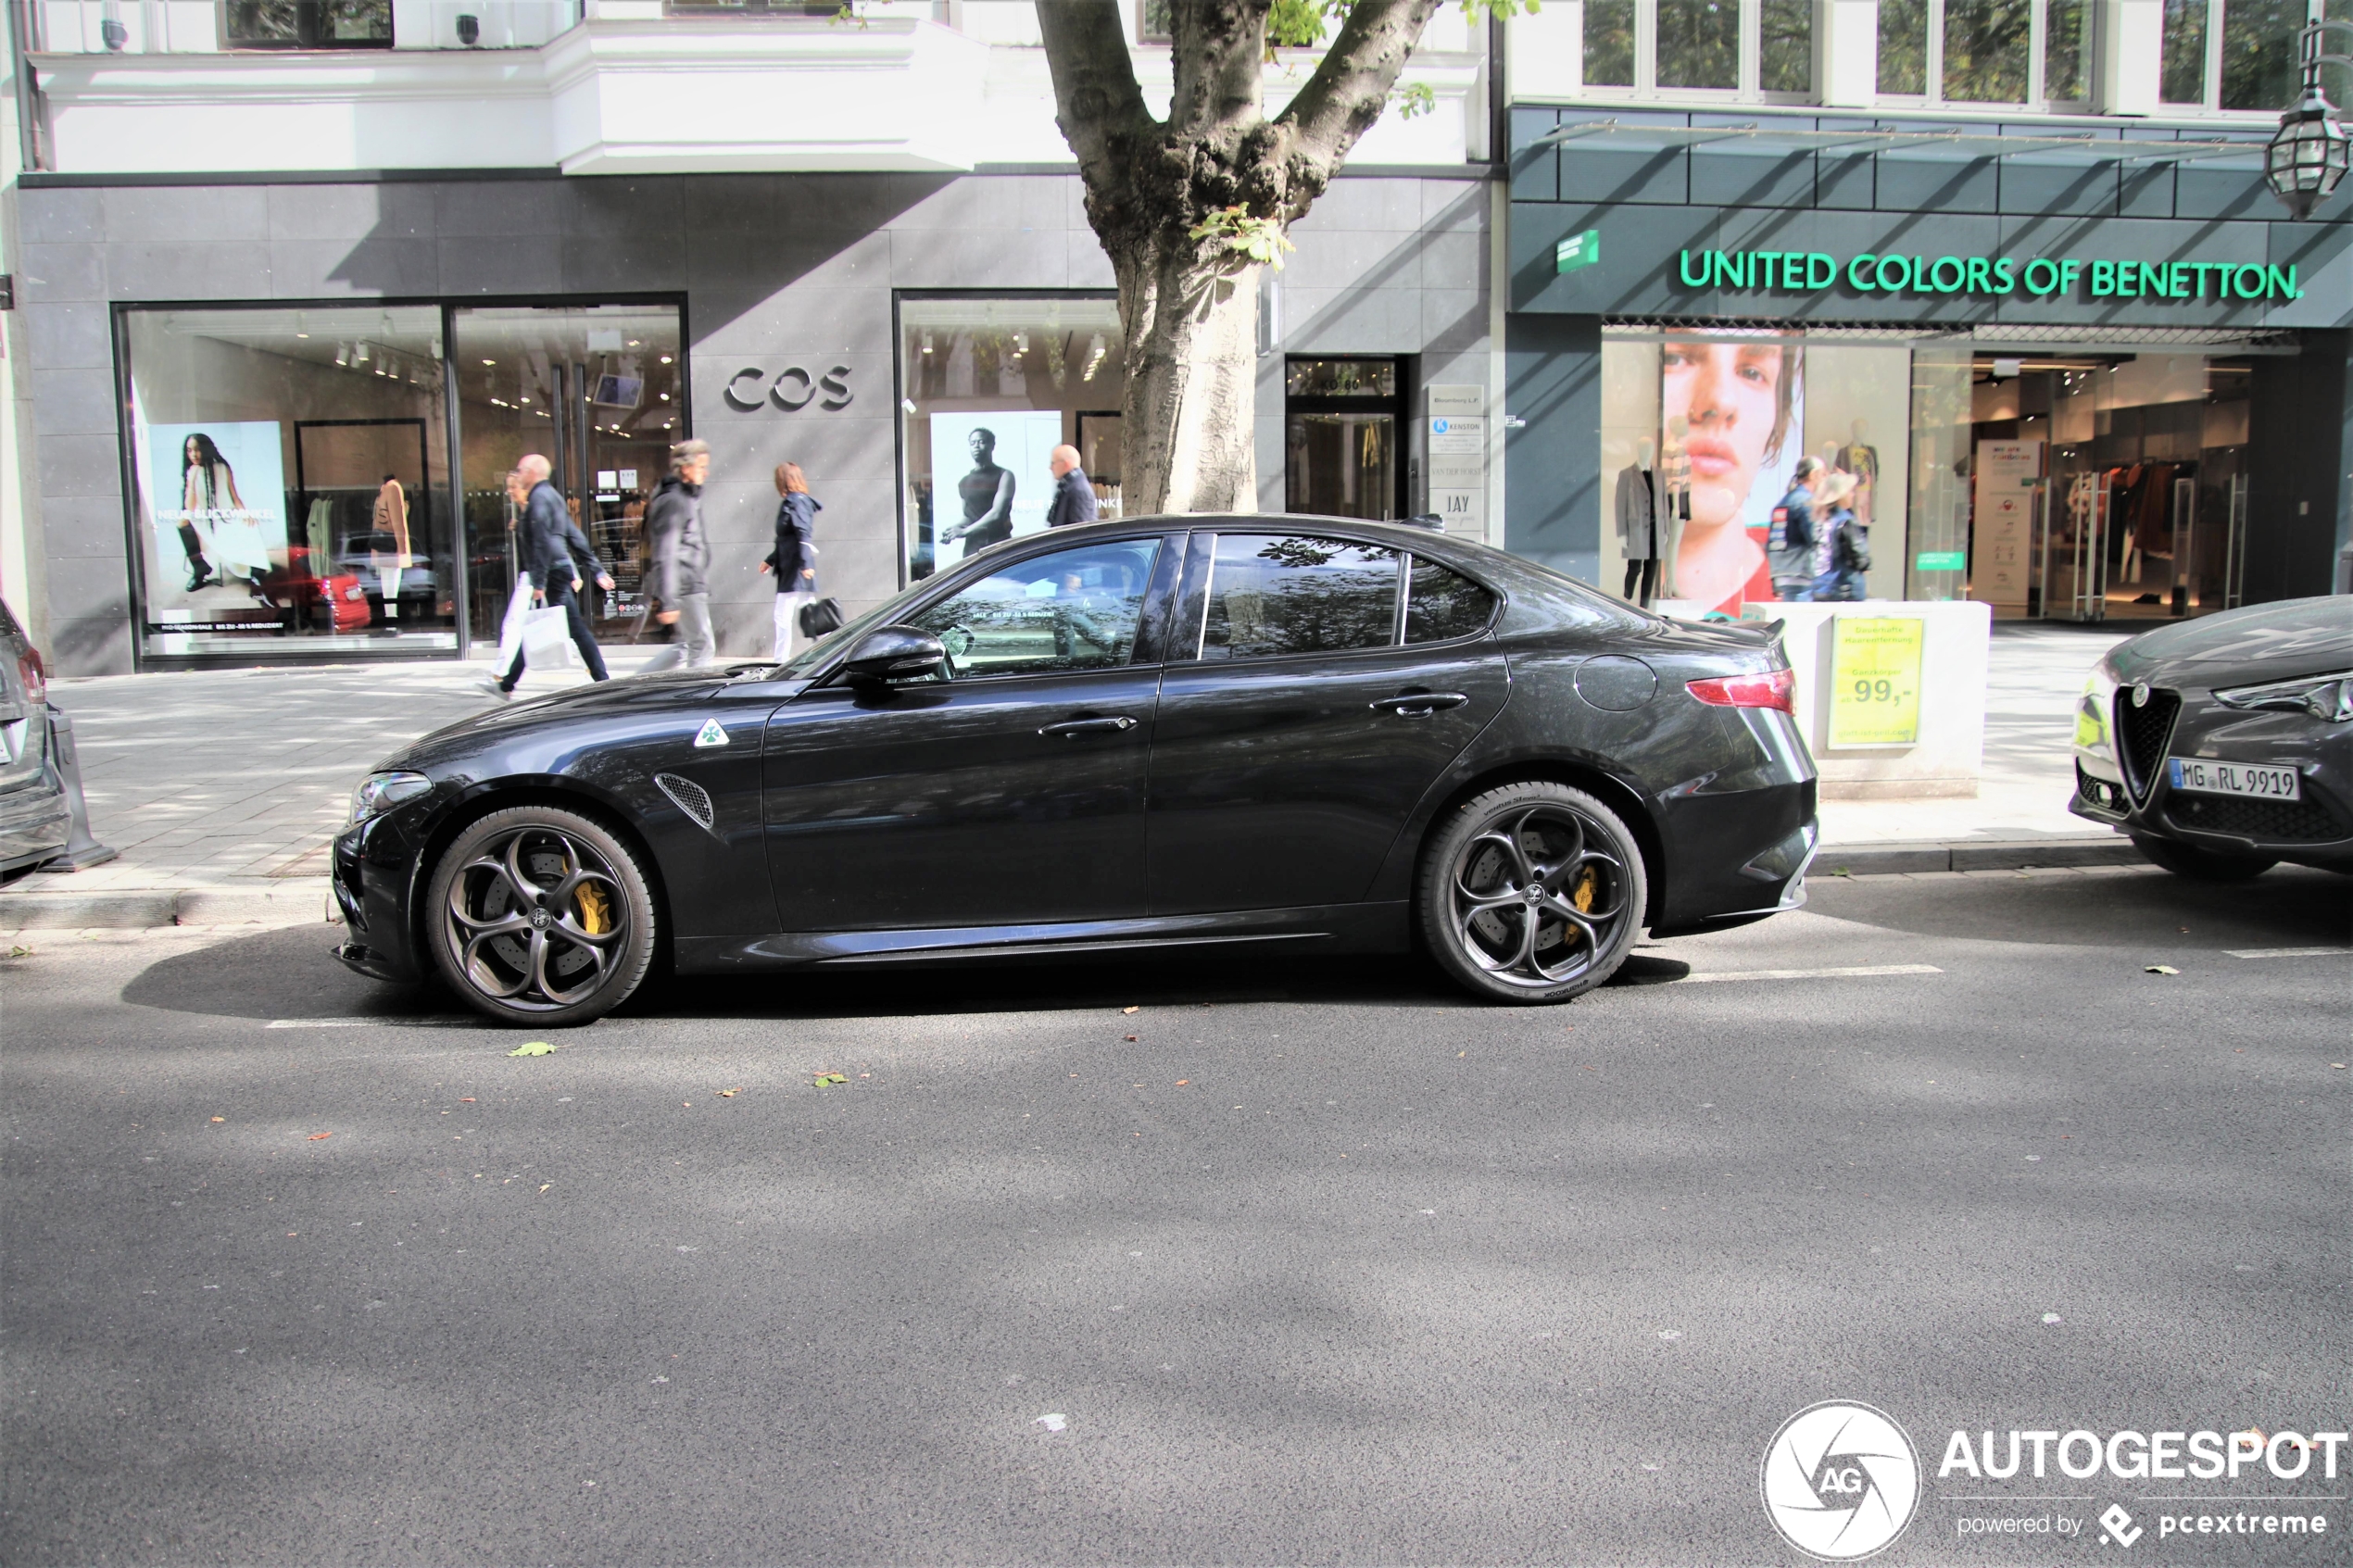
[1404,556,1496,642]
[1198,534,1400,661]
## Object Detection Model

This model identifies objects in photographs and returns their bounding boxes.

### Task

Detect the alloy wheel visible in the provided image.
[442,823,630,1011]
[1448,801,1629,989]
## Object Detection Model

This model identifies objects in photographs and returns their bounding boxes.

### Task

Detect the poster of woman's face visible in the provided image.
[1660,341,1804,614]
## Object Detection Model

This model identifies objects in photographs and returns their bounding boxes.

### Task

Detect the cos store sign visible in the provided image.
[724,365,853,413]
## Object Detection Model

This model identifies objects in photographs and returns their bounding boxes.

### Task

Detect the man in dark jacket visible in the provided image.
[643,439,714,670]
[1768,456,1824,602]
[488,455,610,697]
[1044,444,1099,529]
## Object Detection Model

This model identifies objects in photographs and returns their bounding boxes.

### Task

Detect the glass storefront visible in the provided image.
[898,295,1126,583]
[120,300,683,662]
[124,305,455,658]
[1284,358,1405,522]
[1596,324,2283,621]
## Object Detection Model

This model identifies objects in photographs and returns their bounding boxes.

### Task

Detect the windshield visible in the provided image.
[772,576,940,679]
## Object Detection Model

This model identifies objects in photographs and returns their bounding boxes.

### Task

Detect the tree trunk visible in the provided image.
[1037,0,1443,517]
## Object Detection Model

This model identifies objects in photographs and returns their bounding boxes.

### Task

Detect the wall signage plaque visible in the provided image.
[724,365,853,413]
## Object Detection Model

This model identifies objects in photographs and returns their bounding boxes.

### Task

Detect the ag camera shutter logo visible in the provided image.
[1761,1400,1921,1561]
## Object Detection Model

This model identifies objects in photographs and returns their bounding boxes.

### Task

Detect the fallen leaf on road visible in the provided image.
[459,1098,475,1102]
[812,1073,848,1087]
[2042,1312,2063,1324]
[1175,1080,1189,1086]
[2145,964,2181,974]
[538,1185,551,1194]
[1122,1007,1139,1015]
[719,1089,738,1098]
[1124,1035,1138,1042]
[307,1133,333,1141]
[7,945,32,957]
[1037,1413,1068,1432]
[509,1041,558,1057]
[210,1117,225,1123]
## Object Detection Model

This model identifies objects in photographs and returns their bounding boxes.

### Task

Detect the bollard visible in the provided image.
[37,708,119,872]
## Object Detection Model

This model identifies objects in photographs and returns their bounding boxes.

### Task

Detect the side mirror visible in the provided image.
[841,624,947,684]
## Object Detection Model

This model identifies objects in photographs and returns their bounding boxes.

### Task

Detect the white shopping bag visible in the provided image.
[522,604,577,670]
[495,573,535,671]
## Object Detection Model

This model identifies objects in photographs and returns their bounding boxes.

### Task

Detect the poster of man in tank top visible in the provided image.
[925,409,1064,569]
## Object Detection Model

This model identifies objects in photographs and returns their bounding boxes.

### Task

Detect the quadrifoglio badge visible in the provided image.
[1763,1402,2347,1558]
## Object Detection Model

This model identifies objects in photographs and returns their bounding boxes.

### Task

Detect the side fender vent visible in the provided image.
[653,772,716,834]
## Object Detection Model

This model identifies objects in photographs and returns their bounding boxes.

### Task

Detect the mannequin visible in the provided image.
[1617,437,1658,605]
[1836,420,1880,530]
[372,474,410,622]
[1655,415,1692,599]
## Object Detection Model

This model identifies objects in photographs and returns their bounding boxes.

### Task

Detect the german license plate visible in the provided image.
[2167,758,2300,801]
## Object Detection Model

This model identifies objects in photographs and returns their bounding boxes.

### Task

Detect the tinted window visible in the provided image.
[1198,534,1399,661]
[1405,557,1497,642]
[906,539,1161,681]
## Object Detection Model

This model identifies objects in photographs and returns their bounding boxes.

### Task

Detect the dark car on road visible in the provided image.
[2072,596,2353,879]
[333,518,1820,1023]
[0,598,70,879]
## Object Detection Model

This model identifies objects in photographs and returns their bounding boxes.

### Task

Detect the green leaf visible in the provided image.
[509,1041,558,1057]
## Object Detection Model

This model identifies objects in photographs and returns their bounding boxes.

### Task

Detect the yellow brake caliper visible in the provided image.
[574,883,611,935]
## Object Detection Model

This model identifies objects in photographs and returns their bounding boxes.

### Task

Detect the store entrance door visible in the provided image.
[449,306,685,651]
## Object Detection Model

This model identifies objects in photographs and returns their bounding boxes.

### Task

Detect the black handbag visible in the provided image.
[798,596,844,638]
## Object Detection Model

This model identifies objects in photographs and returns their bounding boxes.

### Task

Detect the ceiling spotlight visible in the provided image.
[483,358,496,367]
[921,332,934,356]
[659,355,673,365]
[354,342,371,364]
[334,343,349,367]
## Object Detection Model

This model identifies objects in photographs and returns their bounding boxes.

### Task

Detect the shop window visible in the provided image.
[1566,0,1810,97]
[123,306,451,659]
[1879,0,1930,94]
[2157,0,2328,111]
[1758,0,1814,93]
[899,295,1126,584]
[1943,0,2032,101]
[1197,535,1401,662]
[222,1,392,48]
[2162,0,2213,103]
[1655,0,1739,90]
[1286,358,1404,522]
[448,305,685,646]
[2044,0,2092,100]
[1583,0,1636,86]
[1139,0,1173,43]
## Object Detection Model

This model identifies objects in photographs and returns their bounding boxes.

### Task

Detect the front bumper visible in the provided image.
[331,806,434,983]
[2070,687,2353,869]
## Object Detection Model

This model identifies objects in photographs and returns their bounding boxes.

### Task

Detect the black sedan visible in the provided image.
[333,518,1818,1024]
[2071,596,2352,880]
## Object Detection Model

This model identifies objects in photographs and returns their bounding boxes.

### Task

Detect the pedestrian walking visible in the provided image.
[761,461,821,661]
[483,456,611,699]
[1767,455,1824,603]
[1044,444,1099,529]
[641,439,715,671]
[1814,471,1869,602]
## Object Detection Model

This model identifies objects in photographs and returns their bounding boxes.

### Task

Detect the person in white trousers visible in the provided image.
[761,461,821,661]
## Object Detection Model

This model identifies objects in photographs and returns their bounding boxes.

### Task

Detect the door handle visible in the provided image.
[1369,692,1469,717]
[1038,715,1139,737]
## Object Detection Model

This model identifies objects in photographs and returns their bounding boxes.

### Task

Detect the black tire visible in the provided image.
[1416,781,1649,1005]
[424,805,657,1026]
[2131,834,2275,883]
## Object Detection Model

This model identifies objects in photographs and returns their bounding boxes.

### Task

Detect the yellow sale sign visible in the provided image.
[1828,617,1926,746]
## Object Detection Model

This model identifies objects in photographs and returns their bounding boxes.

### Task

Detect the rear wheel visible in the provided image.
[425,805,657,1025]
[1417,782,1648,1005]
[2131,834,2274,883]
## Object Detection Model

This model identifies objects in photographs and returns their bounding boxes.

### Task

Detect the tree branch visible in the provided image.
[1273,0,1443,209]
[1036,0,1158,196]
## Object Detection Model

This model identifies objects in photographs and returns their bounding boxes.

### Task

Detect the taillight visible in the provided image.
[1687,668,1795,713]
[17,647,45,707]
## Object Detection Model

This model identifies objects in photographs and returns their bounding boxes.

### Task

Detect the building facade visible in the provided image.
[0,1,2343,677]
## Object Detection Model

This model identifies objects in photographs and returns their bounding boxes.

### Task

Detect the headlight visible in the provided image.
[348,771,432,826]
[2213,670,2353,723]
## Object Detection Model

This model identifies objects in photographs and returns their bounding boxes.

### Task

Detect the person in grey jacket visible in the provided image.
[486,455,610,697]
[1044,445,1099,529]
[643,439,714,670]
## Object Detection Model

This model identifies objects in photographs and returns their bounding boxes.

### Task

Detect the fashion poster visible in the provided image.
[139,420,291,629]
[925,409,1063,567]
[1659,341,1806,614]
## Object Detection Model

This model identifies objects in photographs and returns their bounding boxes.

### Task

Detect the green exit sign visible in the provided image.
[1555,229,1601,274]
[1915,550,1967,571]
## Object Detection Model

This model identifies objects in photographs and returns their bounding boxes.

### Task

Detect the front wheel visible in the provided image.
[2131,834,2275,883]
[425,806,657,1025]
[1416,782,1648,1005]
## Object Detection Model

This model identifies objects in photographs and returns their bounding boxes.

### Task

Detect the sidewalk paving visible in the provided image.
[0,621,2138,933]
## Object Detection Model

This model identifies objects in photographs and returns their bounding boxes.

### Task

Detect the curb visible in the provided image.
[0,878,334,931]
[1817,836,2143,876]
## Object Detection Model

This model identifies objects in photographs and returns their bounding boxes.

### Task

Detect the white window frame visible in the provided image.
[2157,0,2328,115]
[1567,0,1820,102]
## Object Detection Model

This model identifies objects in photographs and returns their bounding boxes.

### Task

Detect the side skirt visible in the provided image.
[674,903,1411,973]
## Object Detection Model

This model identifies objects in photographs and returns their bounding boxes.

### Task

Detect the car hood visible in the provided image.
[382,664,808,772]
[2108,597,2353,690]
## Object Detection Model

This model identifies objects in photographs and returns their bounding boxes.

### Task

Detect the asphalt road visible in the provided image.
[4,864,2347,1566]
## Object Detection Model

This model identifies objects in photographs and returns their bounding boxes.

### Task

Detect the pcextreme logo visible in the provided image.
[1761,1401,1922,1561]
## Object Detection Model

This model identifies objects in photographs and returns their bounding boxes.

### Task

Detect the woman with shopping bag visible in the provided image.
[482,461,611,700]
[760,461,824,661]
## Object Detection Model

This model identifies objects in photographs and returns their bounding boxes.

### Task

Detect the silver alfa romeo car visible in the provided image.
[2071,596,2352,880]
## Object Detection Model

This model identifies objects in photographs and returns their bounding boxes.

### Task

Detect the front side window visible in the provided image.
[1405,558,1499,643]
[1197,535,1400,662]
[905,539,1162,681]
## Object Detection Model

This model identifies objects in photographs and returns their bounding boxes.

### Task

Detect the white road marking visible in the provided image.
[1677,963,1944,984]
[2223,947,2351,960]
[266,1017,377,1029]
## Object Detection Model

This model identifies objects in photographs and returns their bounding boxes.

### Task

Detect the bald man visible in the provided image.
[1044,444,1099,529]
[485,453,611,697]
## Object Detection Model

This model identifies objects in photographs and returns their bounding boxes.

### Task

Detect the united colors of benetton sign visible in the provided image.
[1675,248,2304,302]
